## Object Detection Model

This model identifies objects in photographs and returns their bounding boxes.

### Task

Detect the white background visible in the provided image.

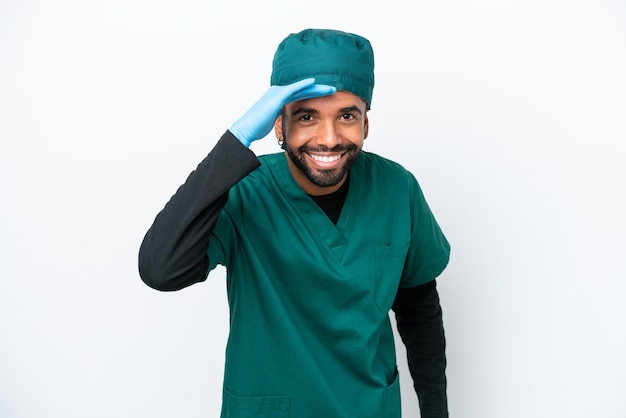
[1,0,625,417]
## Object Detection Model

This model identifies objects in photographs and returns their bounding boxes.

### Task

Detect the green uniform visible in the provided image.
[208,150,450,417]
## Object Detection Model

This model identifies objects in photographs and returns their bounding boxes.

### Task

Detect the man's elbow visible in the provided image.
[138,254,175,291]
[138,251,207,292]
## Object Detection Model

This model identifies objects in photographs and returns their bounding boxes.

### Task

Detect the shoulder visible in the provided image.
[257,152,284,165]
[359,151,410,171]
[228,152,285,200]
[356,151,417,184]
[238,152,282,182]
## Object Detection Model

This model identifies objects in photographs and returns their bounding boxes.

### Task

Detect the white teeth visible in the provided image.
[310,154,341,163]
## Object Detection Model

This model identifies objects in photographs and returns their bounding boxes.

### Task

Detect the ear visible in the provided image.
[363,113,369,139]
[274,115,283,140]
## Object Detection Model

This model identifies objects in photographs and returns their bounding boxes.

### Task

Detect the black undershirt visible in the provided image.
[307,175,350,224]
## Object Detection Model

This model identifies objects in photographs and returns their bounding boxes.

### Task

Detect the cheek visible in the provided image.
[285,125,314,145]
[344,124,367,145]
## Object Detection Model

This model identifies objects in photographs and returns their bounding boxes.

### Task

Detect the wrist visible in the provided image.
[228,125,250,148]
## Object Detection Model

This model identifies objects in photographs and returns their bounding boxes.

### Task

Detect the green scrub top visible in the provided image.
[208,151,450,418]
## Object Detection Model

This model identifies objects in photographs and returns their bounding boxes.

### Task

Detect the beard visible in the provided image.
[284,139,361,188]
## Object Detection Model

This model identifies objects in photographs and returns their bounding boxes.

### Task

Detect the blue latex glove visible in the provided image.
[229,78,336,147]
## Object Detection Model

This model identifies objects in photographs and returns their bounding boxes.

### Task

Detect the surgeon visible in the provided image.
[138,28,451,418]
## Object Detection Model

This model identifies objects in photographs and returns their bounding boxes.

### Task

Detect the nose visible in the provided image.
[314,120,342,149]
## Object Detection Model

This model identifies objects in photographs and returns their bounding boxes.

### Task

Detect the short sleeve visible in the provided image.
[400,174,450,288]
[207,205,239,272]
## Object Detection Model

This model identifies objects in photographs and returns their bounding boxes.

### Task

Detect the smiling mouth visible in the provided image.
[308,153,343,163]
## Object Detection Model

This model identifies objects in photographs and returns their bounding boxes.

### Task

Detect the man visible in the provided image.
[139,28,450,418]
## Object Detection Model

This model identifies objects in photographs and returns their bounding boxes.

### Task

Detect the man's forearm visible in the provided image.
[392,280,448,418]
[138,131,260,291]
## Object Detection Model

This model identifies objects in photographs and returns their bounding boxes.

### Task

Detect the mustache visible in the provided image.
[299,144,358,153]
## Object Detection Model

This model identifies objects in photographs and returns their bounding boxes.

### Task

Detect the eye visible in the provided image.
[341,113,356,120]
[299,114,313,121]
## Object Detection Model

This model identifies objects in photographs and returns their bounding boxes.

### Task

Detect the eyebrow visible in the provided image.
[290,105,363,117]
[290,107,318,116]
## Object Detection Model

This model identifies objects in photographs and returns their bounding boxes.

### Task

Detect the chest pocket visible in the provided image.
[374,244,409,314]
[222,390,290,418]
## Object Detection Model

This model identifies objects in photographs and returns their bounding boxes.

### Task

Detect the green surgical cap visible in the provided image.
[271,28,375,109]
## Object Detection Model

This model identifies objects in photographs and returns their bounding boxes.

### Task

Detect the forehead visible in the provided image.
[286,90,367,112]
